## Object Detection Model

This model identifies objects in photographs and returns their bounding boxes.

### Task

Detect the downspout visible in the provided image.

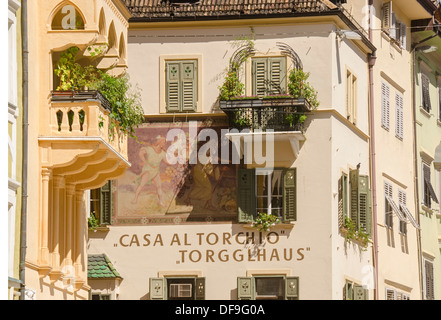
[19,0,28,300]
[367,0,379,300]
[412,45,424,301]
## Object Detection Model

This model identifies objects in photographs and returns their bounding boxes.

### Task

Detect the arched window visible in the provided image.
[119,33,126,60]
[99,8,106,36]
[108,22,117,51]
[51,2,85,30]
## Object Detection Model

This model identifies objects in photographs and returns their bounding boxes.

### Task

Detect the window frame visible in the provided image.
[395,91,404,140]
[346,69,358,125]
[89,180,113,227]
[255,169,284,218]
[423,257,435,300]
[251,56,287,97]
[421,71,432,114]
[384,182,393,228]
[159,55,202,114]
[381,81,391,130]
[238,274,299,300]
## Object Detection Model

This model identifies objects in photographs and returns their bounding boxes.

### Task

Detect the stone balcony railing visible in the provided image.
[50,90,128,159]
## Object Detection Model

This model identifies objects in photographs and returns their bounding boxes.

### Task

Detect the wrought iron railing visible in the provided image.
[51,90,112,112]
[219,98,311,132]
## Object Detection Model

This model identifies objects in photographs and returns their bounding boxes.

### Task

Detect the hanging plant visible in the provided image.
[252,213,280,232]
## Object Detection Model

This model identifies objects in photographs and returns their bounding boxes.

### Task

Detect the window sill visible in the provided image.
[420,107,432,118]
[88,226,110,233]
[381,31,403,53]
[339,227,371,248]
[421,204,433,214]
[242,221,295,230]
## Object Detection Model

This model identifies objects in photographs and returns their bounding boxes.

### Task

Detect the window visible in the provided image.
[422,162,439,208]
[51,3,85,30]
[381,82,390,130]
[423,258,435,300]
[384,182,393,228]
[165,60,197,112]
[382,2,406,48]
[346,70,357,125]
[149,277,205,300]
[386,288,410,300]
[252,56,287,97]
[91,293,111,300]
[398,190,407,235]
[339,170,372,237]
[344,280,369,300]
[237,276,299,300]
[395,92,404,140]
[237,168,296,223]
[421,73,432,113]
[90,180,113,226]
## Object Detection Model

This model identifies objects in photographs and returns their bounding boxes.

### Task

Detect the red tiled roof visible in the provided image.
[123,0,335,20]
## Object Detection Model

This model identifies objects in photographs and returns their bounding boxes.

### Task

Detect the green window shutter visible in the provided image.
[237,277,254,300]
[354,285,368,300]
[344,281,353,300]
[100,180,112,225]
[285,277,299,300]
[421,73,431,112]
[195,277,205,300]
[252,58,267,97]
[150,278,165,300]
[339,173,349,230]
[181,61,197,111]
[268,57,286,95]
[349,169,359,228]
[283,168,297,222]
[237,168,256,223]
[166,62,181,112]
[358,175,371,236]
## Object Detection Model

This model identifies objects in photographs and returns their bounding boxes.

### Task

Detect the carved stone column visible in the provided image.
[49,175,63,282]
[63,183,75,277]
[74,190,85,291]
[39,168,52,266]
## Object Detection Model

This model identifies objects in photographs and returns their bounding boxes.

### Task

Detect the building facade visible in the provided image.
[411,1,441,300]
[8,0,23,300]
[87,0,378,300]
[21,0,132,300]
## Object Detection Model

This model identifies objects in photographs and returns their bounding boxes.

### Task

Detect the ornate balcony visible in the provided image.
[38,90,130,191]
[219,97,312,159]
[219,97,312,132]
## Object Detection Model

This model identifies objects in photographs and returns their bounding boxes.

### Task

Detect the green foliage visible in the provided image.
[54,46,100,91]
[54,46,144,139]
[90,73,144,138]
[344,217,370,250]
[219,70,245,101]
[252,213,280,232]
[88,212,99,231]
[285,113,307,128]
[288,69,320,109]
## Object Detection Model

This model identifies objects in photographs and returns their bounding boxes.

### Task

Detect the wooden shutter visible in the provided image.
[425,260,434,300]
[195,277,205,300]
[382,1,392,30]
[166,62,181,112]
[349,169,359,227]
[390,13,397,39]
[283,168,297,222]
[386,288,396,300]
[344,281,353,300]
[338,173,348,230]
[381,82,390,130]
[384,182,393,228]
[395,93,404,140]
[237,277,254,300]
[354,285,368,300]
[268,57,286,95]
[100,180,112,225]
[400,23,407,48]
[421,73,431,112]
[253,58,267,97]
[181,61,197,111]
[150,278,165,300]
[285,277,299,299]
[358,175,371,236]
[237,168,256,223]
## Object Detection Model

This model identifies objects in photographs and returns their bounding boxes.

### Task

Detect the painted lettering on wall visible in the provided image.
[115,231,311,264]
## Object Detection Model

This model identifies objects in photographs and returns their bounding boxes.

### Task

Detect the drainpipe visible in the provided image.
[368,0,379,301]
[19,0,28,300]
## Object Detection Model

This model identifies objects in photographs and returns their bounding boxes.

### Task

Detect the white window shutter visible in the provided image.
[395,93,404,140]
[400,23,407,48]
[381,82,390,130]
[382,1,392,30]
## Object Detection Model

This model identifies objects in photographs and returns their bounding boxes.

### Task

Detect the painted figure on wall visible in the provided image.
[114,121,237,225]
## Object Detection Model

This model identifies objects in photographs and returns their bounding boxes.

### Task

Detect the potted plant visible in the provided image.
[252,213,280,232]
[287,69,320,110]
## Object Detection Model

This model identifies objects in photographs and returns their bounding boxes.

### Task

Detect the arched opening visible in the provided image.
[51,2,85,30]
[108,22,117,51]
[99,8,106,36]
[119,33,126,60]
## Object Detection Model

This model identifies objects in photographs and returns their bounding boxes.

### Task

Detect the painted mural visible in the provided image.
[114,120,238,225]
